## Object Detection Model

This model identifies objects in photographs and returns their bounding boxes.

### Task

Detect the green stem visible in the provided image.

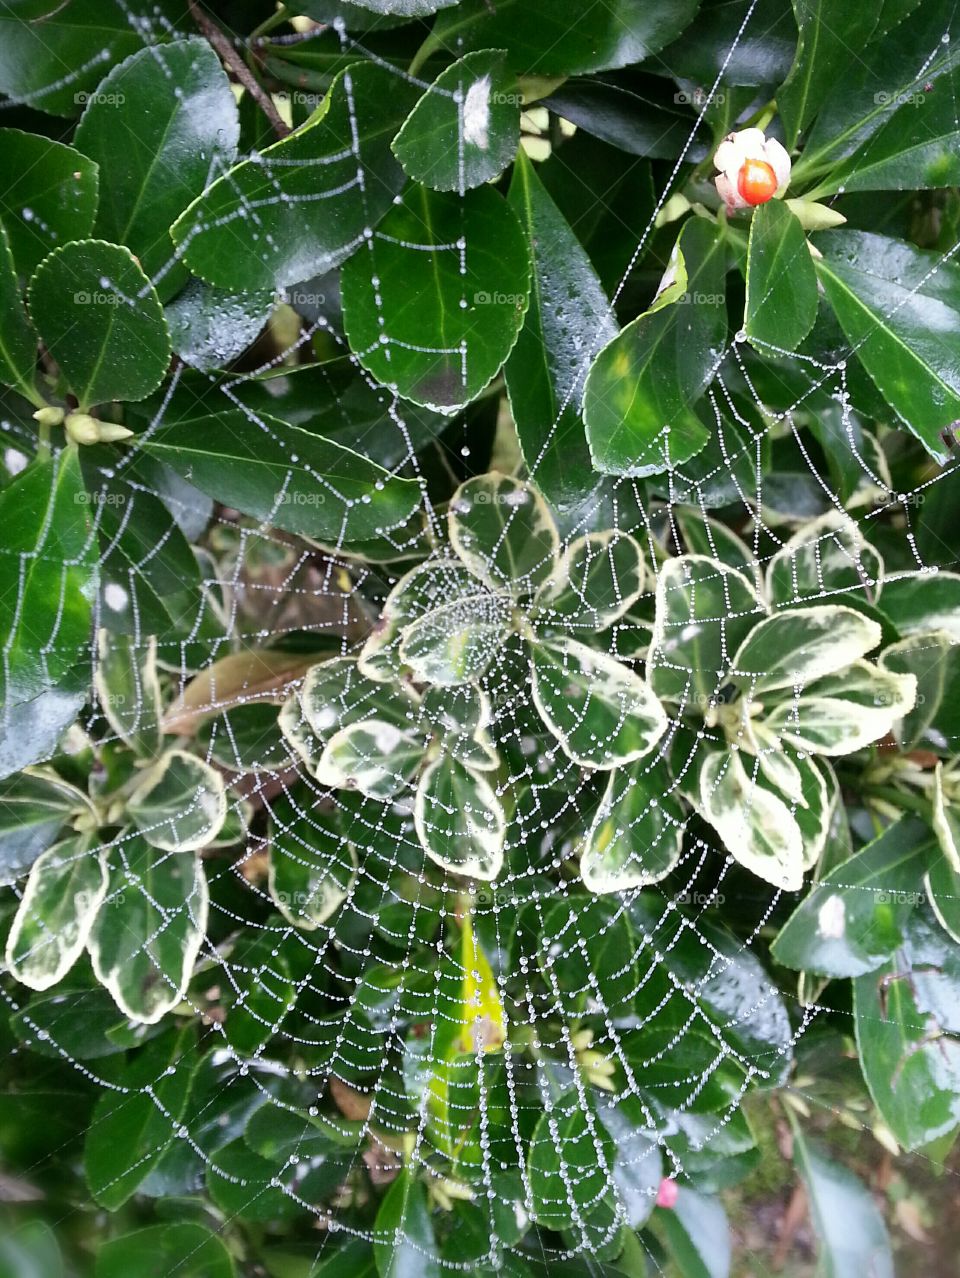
[36,417,51,459]
[857,782,932,822]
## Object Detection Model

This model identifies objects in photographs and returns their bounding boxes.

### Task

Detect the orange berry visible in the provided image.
[737,158,778,205]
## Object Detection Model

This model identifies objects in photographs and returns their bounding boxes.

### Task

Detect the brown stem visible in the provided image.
[188,0,290,139]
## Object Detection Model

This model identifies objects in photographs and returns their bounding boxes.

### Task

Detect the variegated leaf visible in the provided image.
[879,630,960,752]
[649,553,764,704]
[6,833,108,990]
[878,571,960,641]
[319,717,427,799]
[399,590,512,686]
[448,473,559,596]
[415,755,505,881]
[931,763,960,873]
[88,837,208,1024]
[699,750,805,891]
[579,760,685,892]
[536,530,646,632]
[766,511,884,607]
[530,634,667,769]
[421,684,499,771]
[127,748,227,852]
[764,661,917,756]
[94,630,163,759]
[730,605,881,696]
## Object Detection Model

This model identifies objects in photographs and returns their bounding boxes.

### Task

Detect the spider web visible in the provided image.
[2,1,959,1272]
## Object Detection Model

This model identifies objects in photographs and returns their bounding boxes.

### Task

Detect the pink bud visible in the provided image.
[656,1178,679,1209]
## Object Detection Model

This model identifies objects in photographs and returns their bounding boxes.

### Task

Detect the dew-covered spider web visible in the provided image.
[3,0,960,1272]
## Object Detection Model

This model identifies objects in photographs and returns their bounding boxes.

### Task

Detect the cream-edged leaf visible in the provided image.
[319,717,427,800]
[268,790,357,930]
[127,749,227,852]
[699,750,805,891]
[530,634,667,769]
[94,631,162,759]
[766,511,884,607]
[448,473,559,596]
[536,530,646,631]
[730,605,881,696]
[764,661,917,756]
[415,755,505,881]
[579,761,685,892]
[6,833,107,990]
[399,590,511,686]
[931,763,960,874]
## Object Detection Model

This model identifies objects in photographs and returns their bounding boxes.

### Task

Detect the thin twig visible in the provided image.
[188,0,290,139]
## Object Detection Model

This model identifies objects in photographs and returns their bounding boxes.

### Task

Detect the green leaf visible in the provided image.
[763,659,917,755]
[94,631,162,758]
[206,1138,305,1222]
[699,749,805,891]
[777,1,881,149]
[0,447,97,710]
[0,221,37,403]
[528,1091,616,1229]
[95,1224,234,1278]
[138,407,421,547]
[429,0,701,75]
[393,50,519,192]
[322,717,427,798]
[879,570,960,640]
[421,684,498,771]
[504,149,617,519]
[448,474,559,596]
[268,788,357,929]
[127,749,227,852]
[222,929,298,1056]
[791,1124,894,1278]
[0,128,98,277]
[399,592,512,687]
[729,605,881,695]
[650,1186,731,1278]
[854,907,960,1149]
[649,554,764,704]
[771,816,933,976]
[536,530,646,632]
[880,631,960,752]
[530,634,668,768]
[85,1026,198,1208]
[373,1171,442,1278]
[0,0,180,117]
[88,836,209,1024]
[172,62,417,291]
[73,38,238,294]
[415,754,506,881]
[0,1220,63,1278]
[165,278,274,371]
[579,760,685,891]
[744,200,817,353]
[766,511,884,607]
[28,240,170,408]
[926,853,960,944]
[815,231,960,464]
[534,893,638,1015]
[0,767,92,884]
[341,183,530,411]
[196,702,292,772]
[6,833,107,990]
[583,216,726,476]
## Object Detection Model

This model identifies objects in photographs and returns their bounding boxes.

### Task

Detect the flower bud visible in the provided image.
[32,406,65,428]
[64,412,134,445]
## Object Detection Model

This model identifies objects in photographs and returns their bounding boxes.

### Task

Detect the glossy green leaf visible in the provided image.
[341,184,530,411]
[649,554,764,704]
[6,833,107,990]
[268,788,357,929]
[0,1220,63,1278]
[504,150,616,521]
[879,570,960,640]
[699,749,805,891]
[139,407,421,546]
[0,0,180,117]
[791,1123,893,1278]
[0,447,97,711]
[429,0,701,75]
[537,530,646,632]
[729,605,881,695]
[0,767,91,885]
[95,631,162,758]
[73,39,238,292]
[772,816,933,976]
[421,684,498,771]
[0,129,98,277]
[777,1,881,149]
[222,929,298,1056]
[926,852,960,944]
[196,702,292,773]
[28,240,170,408]
[165,279,274,370]
[415,753,506,881]
[815,232,960,464]
[173,62,417,291]
[448,474,559,596]
[651,1186,731,1278]
[880,631,960,751]
[85,1026,198,1208]
[583,217,726,476]
[0,222,37,402]
[95,1224,234,1278]
[373,1172,442,1278]
[393,50,518,192]
[579,759,685,892]
[528,1091,617,1229]
[854,907,960,1149]
[766,511,884,607]
[764,659,917,755]
[88,836,209,1024]
[399,592,511,687]
[744,200,817,353]
[127,748,226,852]
[530,634,668,768]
